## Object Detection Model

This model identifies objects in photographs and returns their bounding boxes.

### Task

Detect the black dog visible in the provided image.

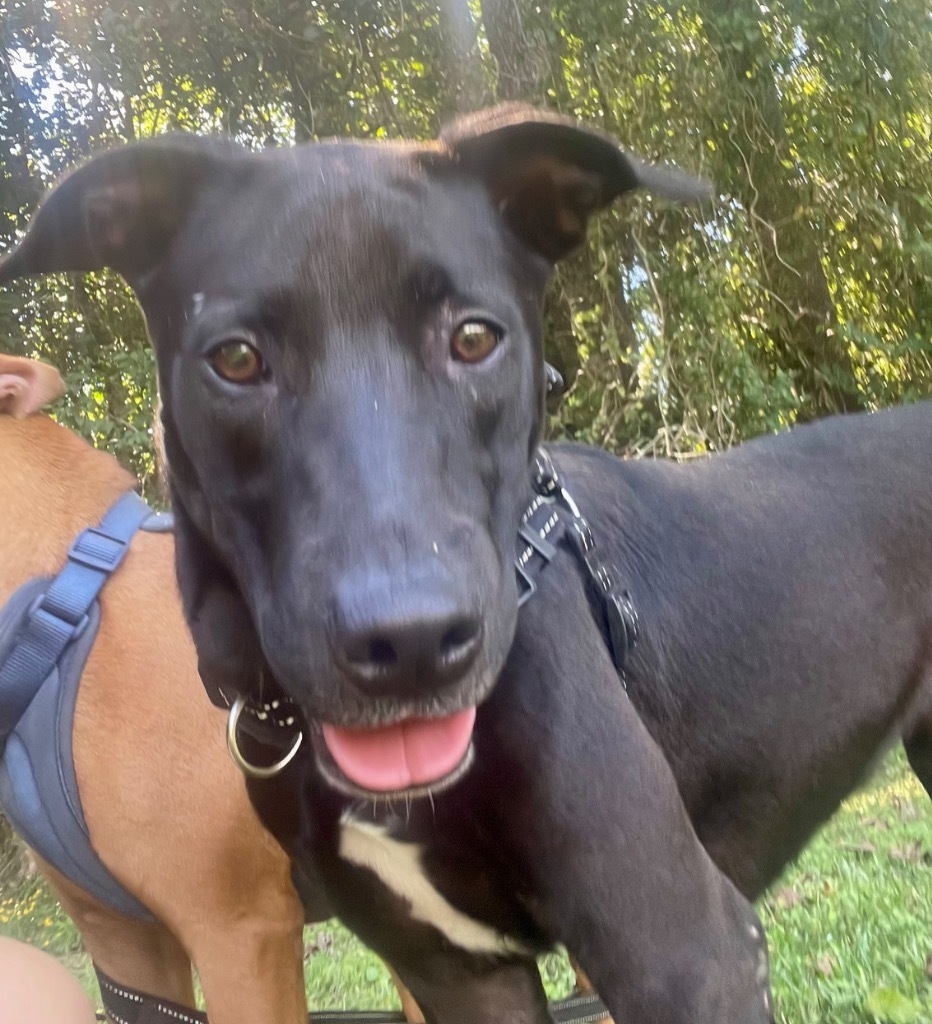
[19,104,918,1023]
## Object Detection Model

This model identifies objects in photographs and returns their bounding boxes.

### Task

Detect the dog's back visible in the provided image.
[552,402,932,895]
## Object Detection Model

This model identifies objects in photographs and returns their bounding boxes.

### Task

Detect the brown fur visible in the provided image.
[1,405,307,1022]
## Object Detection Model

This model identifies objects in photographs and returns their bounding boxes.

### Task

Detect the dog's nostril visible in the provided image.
[440,618,483,665]
[363,637,398,670]
[343,635,399,678]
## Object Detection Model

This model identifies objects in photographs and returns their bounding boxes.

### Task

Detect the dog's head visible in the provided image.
[0,105,708,797]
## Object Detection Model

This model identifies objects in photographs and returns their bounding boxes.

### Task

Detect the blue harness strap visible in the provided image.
[0,490,161,920]
[0,491,152,746]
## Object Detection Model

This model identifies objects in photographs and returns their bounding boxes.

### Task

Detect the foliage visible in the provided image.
[0,0,928,466]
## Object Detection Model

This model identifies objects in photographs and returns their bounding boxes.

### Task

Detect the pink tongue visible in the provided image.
[321,708,477,792]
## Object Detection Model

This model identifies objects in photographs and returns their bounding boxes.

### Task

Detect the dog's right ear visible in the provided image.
[440,104,712,262]
[0,135,241,286]
[0,354,66,418]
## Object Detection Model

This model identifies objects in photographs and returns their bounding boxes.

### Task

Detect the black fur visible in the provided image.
[1,105,853,1024]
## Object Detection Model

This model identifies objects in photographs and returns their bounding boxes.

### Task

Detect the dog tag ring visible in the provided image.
[226,693,303,779]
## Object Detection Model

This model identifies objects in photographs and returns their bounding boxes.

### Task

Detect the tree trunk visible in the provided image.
[435,0,491,118]
[481,0,551,103]
[0,46,40,214]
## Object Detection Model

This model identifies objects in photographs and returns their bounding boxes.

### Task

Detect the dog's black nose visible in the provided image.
[332,580,483,693]
[333,581,481,692]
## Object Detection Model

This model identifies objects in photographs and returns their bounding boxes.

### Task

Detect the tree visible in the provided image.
[0,0,928,471]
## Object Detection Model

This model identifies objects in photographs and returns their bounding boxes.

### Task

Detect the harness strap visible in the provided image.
[95,966,610,1024]
[0,490,152,750]
[516,490,565,607]
[527,447,639,682]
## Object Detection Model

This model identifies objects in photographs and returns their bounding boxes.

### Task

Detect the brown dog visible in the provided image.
[0,353,309,1023]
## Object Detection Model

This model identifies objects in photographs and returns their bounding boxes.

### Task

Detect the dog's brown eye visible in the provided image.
[450,321,500,365]
[210,340,263,384]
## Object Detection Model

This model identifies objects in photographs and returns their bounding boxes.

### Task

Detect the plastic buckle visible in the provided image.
[68,527,129,574]
[517,522,558,562]
[27,594,90,642]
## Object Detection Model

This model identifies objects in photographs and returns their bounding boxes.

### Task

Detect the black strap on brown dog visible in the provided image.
[95,965,611,1023]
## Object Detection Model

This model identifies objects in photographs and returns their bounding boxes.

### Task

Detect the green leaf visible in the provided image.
[865,987,923,1024]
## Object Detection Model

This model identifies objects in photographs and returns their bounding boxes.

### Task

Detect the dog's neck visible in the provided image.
[0,414,135,603]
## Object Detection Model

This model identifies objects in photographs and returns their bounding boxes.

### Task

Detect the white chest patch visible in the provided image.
[338,816,528,957]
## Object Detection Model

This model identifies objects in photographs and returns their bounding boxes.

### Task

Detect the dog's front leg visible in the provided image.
[386,953,553,1024]
[188,918,308,1024]
[488,570,773,1024]
[33,858,198,1010]
[307,845,554,1024]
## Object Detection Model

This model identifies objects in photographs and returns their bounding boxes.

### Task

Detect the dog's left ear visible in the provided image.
[0,135,241,286]
[441,104,712,262]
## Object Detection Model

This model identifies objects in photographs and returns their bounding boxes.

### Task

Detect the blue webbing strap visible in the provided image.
[0,490,152,747]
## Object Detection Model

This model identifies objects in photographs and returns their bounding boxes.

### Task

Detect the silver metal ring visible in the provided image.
[226,693,303,779]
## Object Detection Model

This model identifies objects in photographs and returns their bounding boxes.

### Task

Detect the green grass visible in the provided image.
[761,752,932,1023]
[1,750,930,1022]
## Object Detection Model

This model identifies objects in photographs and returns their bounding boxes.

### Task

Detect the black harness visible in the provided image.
[519,446,639,683]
